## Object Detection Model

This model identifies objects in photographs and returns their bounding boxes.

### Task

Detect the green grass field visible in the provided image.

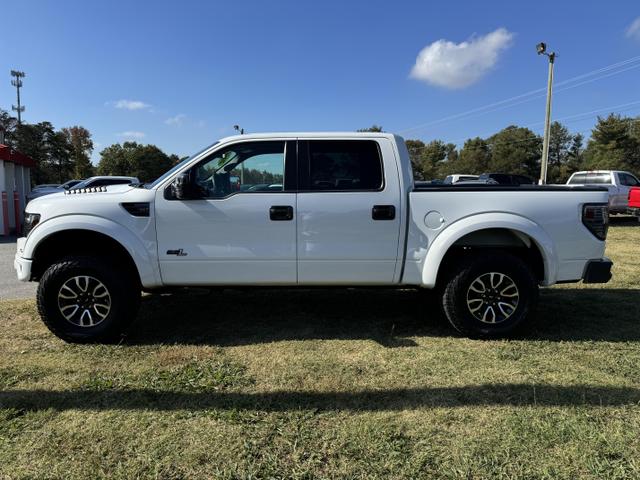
[1,220,639,479]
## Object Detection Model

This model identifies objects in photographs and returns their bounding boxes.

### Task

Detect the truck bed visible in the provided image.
[403,185,610,287]
[413,184,608,192]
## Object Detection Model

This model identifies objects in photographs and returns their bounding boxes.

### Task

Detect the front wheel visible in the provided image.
[37,256,140,343]
[441,252,539,338]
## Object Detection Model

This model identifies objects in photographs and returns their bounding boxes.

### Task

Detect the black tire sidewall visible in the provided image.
[443,253,538,337]
[37,256,138,342]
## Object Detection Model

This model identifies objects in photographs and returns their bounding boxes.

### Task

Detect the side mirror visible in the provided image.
[171,172,198,200]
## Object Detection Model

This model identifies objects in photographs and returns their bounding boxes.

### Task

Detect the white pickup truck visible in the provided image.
[15,133,612,342]
[567,170,640,214]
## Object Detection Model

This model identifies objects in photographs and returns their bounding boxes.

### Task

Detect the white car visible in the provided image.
[566,170,640,214]
[15,132,612,342]
[70,176,140,190]
[443,174,479,184]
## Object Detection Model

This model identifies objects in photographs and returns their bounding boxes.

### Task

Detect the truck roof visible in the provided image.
[570,170,630,175]
[218,132,402,143]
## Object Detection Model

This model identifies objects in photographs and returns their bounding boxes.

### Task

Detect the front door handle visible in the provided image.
[270,205,294,221]
[372,205,396,220]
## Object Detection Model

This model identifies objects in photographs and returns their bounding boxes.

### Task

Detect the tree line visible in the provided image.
[361,114,640,182]
[2,108,638,187]
[0,109,179,184]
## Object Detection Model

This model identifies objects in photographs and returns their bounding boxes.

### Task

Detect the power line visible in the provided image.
[405,100,640,155]
[398,54,640,135]
[444,100,640,146]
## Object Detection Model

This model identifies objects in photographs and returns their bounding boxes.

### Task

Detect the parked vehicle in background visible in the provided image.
[454,178,499,185]
[70,176,139,190]
[444,174,479,184]
[15,132,612,343]
[414,179,444,187]
[32,184,60,190]
[566,170,640,214]
[26,179,83,203]
[628,186,640,221]
[479,173,536,185]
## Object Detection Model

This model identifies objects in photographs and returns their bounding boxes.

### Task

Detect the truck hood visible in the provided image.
[25,184,156,222]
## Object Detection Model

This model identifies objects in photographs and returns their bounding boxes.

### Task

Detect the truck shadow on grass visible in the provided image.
[609,216,639,227]
[127,286,640,346]
[2,384,640,412]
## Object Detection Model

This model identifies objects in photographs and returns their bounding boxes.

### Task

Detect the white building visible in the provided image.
[0,143,33,236]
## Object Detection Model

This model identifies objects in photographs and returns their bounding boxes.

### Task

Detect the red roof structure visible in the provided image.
[0,144,36,168]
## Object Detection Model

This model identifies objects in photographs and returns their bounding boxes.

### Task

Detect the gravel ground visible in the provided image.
[0,237,37,300]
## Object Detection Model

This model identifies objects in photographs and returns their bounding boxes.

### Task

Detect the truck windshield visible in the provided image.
[147,142,219,188]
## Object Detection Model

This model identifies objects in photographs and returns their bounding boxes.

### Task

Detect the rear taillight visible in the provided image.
[582,204,609,240]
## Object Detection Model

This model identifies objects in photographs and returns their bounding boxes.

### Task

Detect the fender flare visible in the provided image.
[23,215,163,288]
[421,212,558,288]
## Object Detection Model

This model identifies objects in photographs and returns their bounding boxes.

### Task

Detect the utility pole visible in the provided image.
[536,43,555,185]
[11,70,26,124]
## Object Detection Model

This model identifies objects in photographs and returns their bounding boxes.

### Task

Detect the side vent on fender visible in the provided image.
[121,202,150,217]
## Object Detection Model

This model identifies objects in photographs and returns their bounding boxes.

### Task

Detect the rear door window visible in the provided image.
[586,172,612,184]
[304,140,383,191]
[568,173,586,184]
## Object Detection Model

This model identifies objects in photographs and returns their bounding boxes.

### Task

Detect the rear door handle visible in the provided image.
[372,205,396,220]
[270,205,294,221]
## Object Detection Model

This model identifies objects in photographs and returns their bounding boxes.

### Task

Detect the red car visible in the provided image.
[629,186,640,220]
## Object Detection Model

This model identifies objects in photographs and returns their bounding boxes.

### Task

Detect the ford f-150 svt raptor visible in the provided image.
[15,132,612,342]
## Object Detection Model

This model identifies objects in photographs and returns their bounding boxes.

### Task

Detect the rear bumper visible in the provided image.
[582,258,613,284]
[13,237,32,282]
[628,207,640,217]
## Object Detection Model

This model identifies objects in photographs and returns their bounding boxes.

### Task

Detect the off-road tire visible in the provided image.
[37,256,140,343]
[441,252,538,338]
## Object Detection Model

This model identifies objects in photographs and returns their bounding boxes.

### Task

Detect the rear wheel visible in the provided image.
[37,256,140,343]
[441,252,538,338]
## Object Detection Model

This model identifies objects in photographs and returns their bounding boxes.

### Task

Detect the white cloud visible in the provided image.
[410,28,514,89]
[165,113,187,126]
[626,17,640,40]
[112,99,151,110]
[118,131,145,139]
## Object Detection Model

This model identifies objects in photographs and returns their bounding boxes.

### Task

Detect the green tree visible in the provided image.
[411,140,455,180]
[97,144,131,176]
[129,144,175,182]
[559,133,585,182]
[453,137,491,175]
[0,109,18,147]
[487,126,542,178]
[12,121,73,184]
[357,125,383,132]
[48,130,74,183]
[98,142,175,182]
[62,126,94,178]
[584,114,640,173]
[12,122,52,183]
[547,122,573,183]
[405,139,426,179]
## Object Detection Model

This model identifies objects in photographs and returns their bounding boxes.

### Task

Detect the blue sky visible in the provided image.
[1,0,639,163]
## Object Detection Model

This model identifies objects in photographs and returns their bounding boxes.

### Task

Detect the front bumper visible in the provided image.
[14,237,32,282]
[582,258,613,284]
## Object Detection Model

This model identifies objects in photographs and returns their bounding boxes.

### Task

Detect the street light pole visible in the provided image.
[536,43,556,185]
